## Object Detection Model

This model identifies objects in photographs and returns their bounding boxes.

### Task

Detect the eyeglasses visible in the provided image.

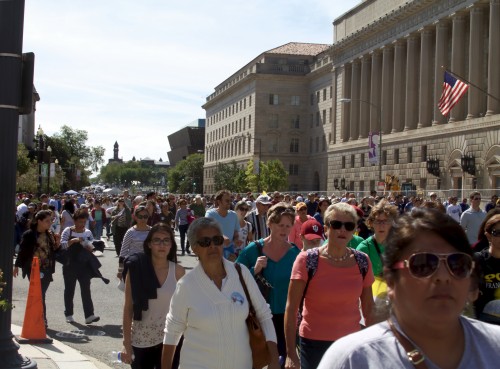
[373,220,391,225]
[196,235,224,247]
[151,238,172,246]
[392,252,474,279]
[473,197,481,201]
[328,220,356,231]
[488,229,500,237]
[135,214,149,220]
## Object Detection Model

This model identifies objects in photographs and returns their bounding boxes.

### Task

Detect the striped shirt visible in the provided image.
[245,210,269,240]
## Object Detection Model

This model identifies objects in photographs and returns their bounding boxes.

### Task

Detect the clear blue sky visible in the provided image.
[23,0,360,167]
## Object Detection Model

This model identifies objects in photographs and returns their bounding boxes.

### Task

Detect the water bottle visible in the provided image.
[110,351,122,363]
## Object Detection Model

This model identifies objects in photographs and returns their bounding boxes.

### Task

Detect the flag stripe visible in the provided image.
[438,71,469,116]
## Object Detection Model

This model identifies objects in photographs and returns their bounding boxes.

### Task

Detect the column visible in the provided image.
[449,14,467,122]
[468,6,484,119]
[381,45,394,134]
[359,55,371,139]
[350,59,361,141]
[418,28,434,128]
[341,64,351,142]
[370,50,382,133]
[433,20,449,125]
[405,34,420,131]
[487,0,500,115]
[392,40,406,133]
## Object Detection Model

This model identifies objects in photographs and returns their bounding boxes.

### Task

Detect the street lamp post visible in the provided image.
[36,125,45,197]
[339,98,382,187]
[46,146,52,195]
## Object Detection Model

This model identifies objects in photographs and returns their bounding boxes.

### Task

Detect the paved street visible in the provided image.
[11,234,198,368]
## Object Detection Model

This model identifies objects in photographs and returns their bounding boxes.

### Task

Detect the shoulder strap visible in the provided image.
[372,238,383,266]
[297,248,320,327]
[353,249,368,280]
[235,263,256,315]
[256,239,264,256]
[388,319,427,368]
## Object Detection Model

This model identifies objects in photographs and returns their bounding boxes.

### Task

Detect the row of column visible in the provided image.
[207,137,253,162]
[340,0,500,142]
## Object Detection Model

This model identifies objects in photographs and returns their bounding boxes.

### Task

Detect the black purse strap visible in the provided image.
[235,263,256,315]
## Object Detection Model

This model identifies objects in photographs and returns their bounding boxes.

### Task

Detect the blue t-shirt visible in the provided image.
[236,240,300,314]
[205,208,240,242]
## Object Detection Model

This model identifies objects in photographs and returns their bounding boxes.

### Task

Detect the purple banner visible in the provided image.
[368,131,380,165]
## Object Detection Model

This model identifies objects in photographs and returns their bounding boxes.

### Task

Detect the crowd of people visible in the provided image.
[12,188,500,368]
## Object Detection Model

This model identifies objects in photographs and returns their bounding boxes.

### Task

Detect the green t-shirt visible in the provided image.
[321,234,364,249]
[356,236,385,277]
[236,239,300,314]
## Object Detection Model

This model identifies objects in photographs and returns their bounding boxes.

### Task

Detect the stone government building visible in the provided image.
[202,0,500,196]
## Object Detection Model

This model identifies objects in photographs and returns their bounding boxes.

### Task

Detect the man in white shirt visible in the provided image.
[446,196,462,222]
[460,191,486,245]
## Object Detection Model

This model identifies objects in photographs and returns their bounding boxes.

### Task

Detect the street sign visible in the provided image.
[377,181,385,192]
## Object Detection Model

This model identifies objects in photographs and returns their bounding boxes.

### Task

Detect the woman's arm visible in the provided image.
[161,345,176,369]
[360,286,374,327]
[121,273,134,365]
[284,279,306,368]
[174,263,186,281]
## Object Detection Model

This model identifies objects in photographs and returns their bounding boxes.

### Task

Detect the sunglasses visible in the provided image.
[135,214,149,219]
[197,235,224,247]
[328,220,356,231]
[489,229,500,237]
[392,252,474,279]
[151,238,171,246]
[473,197,481,201]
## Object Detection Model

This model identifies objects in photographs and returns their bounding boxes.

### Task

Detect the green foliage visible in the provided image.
[167,154,204,193]
[260,159,288,192]
[213,161,248,193]
[244,160,259,192]
[99,161,168,188]
[0,269,13,312]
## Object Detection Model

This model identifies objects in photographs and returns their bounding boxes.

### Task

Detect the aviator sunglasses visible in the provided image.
[392,252,474,279]
[328,220,356,231]
[488,228,500,237]
[196,235,225,247]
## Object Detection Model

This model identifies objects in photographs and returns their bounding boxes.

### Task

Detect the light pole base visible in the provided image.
[0,337,37,369]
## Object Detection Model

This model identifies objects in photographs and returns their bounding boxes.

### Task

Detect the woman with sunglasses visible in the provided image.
[117,205,152,282]
[474,214,500,324]
[237,202,301,365]
[162,217,280,369]
[234,200,254,255]
[318,208,500,369]
[121,223,185,369]
[284,202,374,369]
[111,198,132,256]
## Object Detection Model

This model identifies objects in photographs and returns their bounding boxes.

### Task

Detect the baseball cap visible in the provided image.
[301,219,325,240]
[429,192,437,197]
[296,196,304,202]
[296,202,307,211]
[256,195,272,205]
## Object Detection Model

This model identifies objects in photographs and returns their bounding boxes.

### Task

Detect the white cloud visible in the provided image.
[23,0,360,164]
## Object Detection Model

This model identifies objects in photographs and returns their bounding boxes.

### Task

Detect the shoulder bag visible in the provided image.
[254,240,273,301]
[235,263,271,369]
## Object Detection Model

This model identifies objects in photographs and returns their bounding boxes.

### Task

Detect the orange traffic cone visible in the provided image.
[16,257,53,344]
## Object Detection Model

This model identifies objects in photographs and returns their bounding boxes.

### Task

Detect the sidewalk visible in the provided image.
[12,324,113,369]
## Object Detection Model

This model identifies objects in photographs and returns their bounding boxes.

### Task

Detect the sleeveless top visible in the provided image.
[131,261,177,347]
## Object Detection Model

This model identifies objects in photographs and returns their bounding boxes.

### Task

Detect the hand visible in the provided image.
[13,267,18,278]
[223,236,230,247]
[268,361,282,369]
[284,355,300,369]
[254,255,267,274]
[117,272,122,279]
[120,345,133,365]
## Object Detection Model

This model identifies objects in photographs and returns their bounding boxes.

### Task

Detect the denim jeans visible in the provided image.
[178,224,190,252]
[93,220,103,240]
[299,336,335,369]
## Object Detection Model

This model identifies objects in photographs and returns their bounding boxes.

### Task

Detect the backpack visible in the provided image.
[296,247,368,328]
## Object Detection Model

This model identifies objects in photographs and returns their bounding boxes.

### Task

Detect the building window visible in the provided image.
[269,94,279,105]
[421,145,427,162]
[316,112,320,126]
[310,94,314,105]
[329,108,332,123]
[291,96,300,106]
[330,86,333,99]
[310,114,314,128]
[244,99,246,109]
[316,91,320,103]
[322,110,326,125]
[329,133,332,143]
[315,137,319,152]
[291,115,300,129]
[351,154,355,168]
[289,163,299,176]
[361,153,365,167]
[408,147,413,163]
[269,137,278,153]
[342,156,346,169]
[322,135,326,151]
[269,114,279,128]
[290,138,299,153]
[323,88,326,101]
[249,95,252,106]
[249,114,252,128]
[309,138,313,153]
[243,117,246,130]
[359,180,365,192]
[394,148,400,164]
[383,150,387,165]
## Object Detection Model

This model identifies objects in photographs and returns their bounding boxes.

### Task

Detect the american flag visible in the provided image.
[438,71,469,116]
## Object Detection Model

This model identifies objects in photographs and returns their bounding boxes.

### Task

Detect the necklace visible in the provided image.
[322,247,350,262]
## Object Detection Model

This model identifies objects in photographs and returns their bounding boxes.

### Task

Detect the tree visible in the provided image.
[259,159,288,192]
[167,154,204,193]
[213,161,248,193]
[244,159,259,192]
[45,125,105,189]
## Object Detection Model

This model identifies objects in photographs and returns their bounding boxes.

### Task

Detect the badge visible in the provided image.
[231,291,245,305]
[40,272,44,279]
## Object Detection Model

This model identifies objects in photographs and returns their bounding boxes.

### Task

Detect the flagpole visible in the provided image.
[441,65,500,103]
